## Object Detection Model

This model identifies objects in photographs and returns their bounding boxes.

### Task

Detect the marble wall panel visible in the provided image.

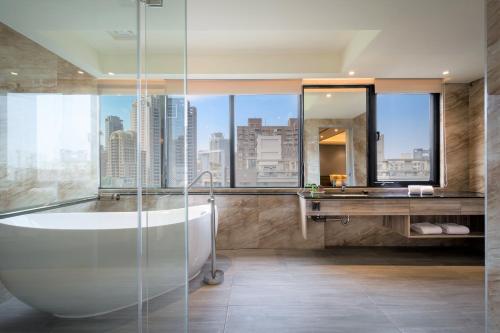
[0,23,97,94]
[444,83,470,191]
[213,195,260,249]
[257,195,324,249]
[352,113,367,186]
[488,0,500,96]
[487,0,500,331]
[469,79,485,193]
[442,80,485,194]
[191,194,324,250]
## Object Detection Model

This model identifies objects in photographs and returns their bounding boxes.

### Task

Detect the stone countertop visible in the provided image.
[297,191,485,199]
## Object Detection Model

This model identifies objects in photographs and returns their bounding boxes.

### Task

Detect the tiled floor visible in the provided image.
[0,247,484,332]
[192,247,485,333]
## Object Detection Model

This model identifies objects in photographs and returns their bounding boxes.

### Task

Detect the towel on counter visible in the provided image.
[420,185,434,196]
[437,223,470,235]
[408,185,422,196]
[411,222,443,235]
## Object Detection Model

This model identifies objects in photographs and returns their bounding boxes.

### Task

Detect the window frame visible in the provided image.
[367,92,441,187]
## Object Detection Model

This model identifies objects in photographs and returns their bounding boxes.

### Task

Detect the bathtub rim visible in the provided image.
[0,204,213,231]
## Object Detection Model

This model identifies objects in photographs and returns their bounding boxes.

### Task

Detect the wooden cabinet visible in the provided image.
[459,198,485,215]
[303,197,484,217]
[409,199,461,215]
[307,199,409,216]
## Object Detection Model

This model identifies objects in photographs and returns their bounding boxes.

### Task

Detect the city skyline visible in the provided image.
[99,94,300,187]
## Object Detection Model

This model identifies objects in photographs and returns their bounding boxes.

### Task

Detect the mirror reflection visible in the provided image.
[304,87,367,187]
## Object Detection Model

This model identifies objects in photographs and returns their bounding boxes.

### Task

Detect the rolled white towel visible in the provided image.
[408,185,421,196]
[421,185,434,196]
[437,223,470,235]
[411,222,443,235]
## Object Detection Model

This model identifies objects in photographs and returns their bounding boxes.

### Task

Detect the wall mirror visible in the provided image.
[303,86,369,187]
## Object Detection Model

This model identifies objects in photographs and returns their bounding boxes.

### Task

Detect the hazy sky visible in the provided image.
[377,94,432,159]
[7,94,94,168]
[189,95,230,151]
[234,95,299,126]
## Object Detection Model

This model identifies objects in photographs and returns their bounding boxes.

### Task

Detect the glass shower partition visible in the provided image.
[139,0,189,332]
[0,0,188,332]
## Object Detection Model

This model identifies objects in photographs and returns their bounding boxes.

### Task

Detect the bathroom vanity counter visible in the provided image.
[298,191,485,239]
[297,191,484,200]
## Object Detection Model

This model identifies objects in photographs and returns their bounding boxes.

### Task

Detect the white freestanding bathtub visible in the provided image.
[0,204,216,318]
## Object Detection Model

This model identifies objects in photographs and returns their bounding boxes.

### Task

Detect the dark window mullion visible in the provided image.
[229,95,235,188]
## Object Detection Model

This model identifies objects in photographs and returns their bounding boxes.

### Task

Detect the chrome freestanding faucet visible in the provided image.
[187,170,224,285]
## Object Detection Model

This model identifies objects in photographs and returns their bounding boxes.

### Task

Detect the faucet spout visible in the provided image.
[187,170,214,198]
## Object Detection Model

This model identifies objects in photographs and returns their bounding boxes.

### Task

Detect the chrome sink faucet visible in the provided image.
[341,184,347,192]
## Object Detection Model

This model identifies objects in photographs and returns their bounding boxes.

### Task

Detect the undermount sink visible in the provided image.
[325,193,369,197]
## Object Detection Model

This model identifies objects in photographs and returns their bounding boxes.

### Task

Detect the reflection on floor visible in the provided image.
[0,247,484,333]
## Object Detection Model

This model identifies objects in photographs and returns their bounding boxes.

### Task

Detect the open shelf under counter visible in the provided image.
[407,232,484,239]
[383,215,484,239]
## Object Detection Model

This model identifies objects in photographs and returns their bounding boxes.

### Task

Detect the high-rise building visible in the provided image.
[197,132,230,186]
[130,96,162,187]
[106,130,137,187]
[165,98,197,186]
[236,118,299,186]
[186,104,197,183]
[413,148,430,160]
[377,133,385,163]
[99,144,107,180]
[104,116,123,147]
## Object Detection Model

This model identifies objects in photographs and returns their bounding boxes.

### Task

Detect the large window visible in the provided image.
[1,93,98,211]
[369,93,440,186]
[190,96,230,187]
[99,94,299,188]
[234,95,300,187]
[165,96,230,187]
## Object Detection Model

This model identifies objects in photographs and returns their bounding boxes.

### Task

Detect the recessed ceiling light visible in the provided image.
[442,70,450,76]
[326,93,332,98]
[108,72,115,76]
[334,128,339,132]
[320,135,324,139]
[107,30,137,41]
[10,72,18,76]
[77,70,84,75]
[348,71,355,76]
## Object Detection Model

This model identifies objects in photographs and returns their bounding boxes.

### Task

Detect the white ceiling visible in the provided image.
[0,0,485,82]
[304,91,367,119]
